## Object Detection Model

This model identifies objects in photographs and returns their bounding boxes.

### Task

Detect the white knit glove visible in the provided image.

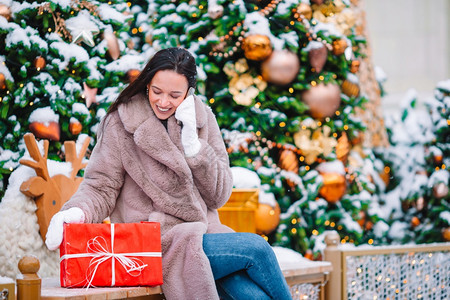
[175,95,201,157]
[45,207,85,251]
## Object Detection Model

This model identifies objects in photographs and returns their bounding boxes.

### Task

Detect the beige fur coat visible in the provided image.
[62,93,234,299]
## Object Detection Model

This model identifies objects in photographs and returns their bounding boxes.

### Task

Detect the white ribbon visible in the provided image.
[60,223,162,289]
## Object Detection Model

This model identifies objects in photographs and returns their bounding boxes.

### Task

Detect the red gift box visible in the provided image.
[60,222,163,288]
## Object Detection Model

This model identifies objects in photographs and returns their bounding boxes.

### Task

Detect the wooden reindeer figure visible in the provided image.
[19,133,90,241]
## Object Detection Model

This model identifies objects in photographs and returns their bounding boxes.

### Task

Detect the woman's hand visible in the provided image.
[45,207,85,250]
[175,95,201,157]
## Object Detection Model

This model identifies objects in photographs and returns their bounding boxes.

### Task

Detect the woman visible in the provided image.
[46,48,291,300]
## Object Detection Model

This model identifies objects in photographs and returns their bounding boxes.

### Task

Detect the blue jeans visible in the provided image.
[203,232,292,300]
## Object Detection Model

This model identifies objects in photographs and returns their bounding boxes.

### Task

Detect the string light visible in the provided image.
[291,6,333,51]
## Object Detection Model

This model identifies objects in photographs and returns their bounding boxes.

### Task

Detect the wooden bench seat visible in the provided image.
[41,278,165,300]
[40,261,332,300]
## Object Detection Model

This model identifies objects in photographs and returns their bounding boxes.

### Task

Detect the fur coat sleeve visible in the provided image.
[62,112,125,223]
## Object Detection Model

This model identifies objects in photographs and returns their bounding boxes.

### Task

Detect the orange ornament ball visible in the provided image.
[319,172,347,203]
[0,72,6,90]
[34,56,46,70]
[443,228,450,241]
[127,69,141,83]
[255,202,281,235]
[29,121,60,141]
[411,216,420,228]
[69,120,83,135]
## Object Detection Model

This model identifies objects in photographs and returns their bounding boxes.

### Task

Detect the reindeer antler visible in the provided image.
[64,136,90,179]
[19,133,51,180]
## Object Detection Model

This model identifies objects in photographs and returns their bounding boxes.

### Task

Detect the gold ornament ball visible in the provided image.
[261,50,300,85]
[0,4,11,21]
[301,82,341,119]
[278,149,299,173]
[433,182,449,199]
[0,72,6,90]
[443,228,450,241]
[242,34,272,61]
[350,60,360,73]
[297,3,312,20]
[332,39,347,56]
[34,56,46,70]
[255,202,281,235]
[319,172,347,203]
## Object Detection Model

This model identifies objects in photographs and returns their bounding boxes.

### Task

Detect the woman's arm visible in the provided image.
[62,113,125,223]
[186,107,233,209]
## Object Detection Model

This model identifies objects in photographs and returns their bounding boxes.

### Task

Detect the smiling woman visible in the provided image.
[45,48,292,300]
[147,70,188,120]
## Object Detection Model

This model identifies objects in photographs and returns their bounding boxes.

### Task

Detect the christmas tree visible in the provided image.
[0,0,153,198]
[150,0,389,256]
[379,82,450,244]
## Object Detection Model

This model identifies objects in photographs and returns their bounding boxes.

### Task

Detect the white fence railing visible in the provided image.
[324,231,450,300]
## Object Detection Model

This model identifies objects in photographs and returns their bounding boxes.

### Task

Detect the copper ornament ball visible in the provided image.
[242,34,272,61]
[34,56,46,70]
[433,182,449,199]
[301,82,341,119]
[309,44,328,73]
[261,50,300,85]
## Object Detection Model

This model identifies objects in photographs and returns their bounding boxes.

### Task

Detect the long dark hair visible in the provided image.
[106,47,197,115]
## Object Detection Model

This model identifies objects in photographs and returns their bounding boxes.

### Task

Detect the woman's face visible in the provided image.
[147,70,189,120]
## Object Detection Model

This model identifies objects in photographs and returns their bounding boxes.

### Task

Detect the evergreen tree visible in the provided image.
[151,0,388,256]
[0,0,151,198]
[379,82,450,244]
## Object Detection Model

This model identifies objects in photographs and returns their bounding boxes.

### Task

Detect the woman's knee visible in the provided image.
[239,233,274,259]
